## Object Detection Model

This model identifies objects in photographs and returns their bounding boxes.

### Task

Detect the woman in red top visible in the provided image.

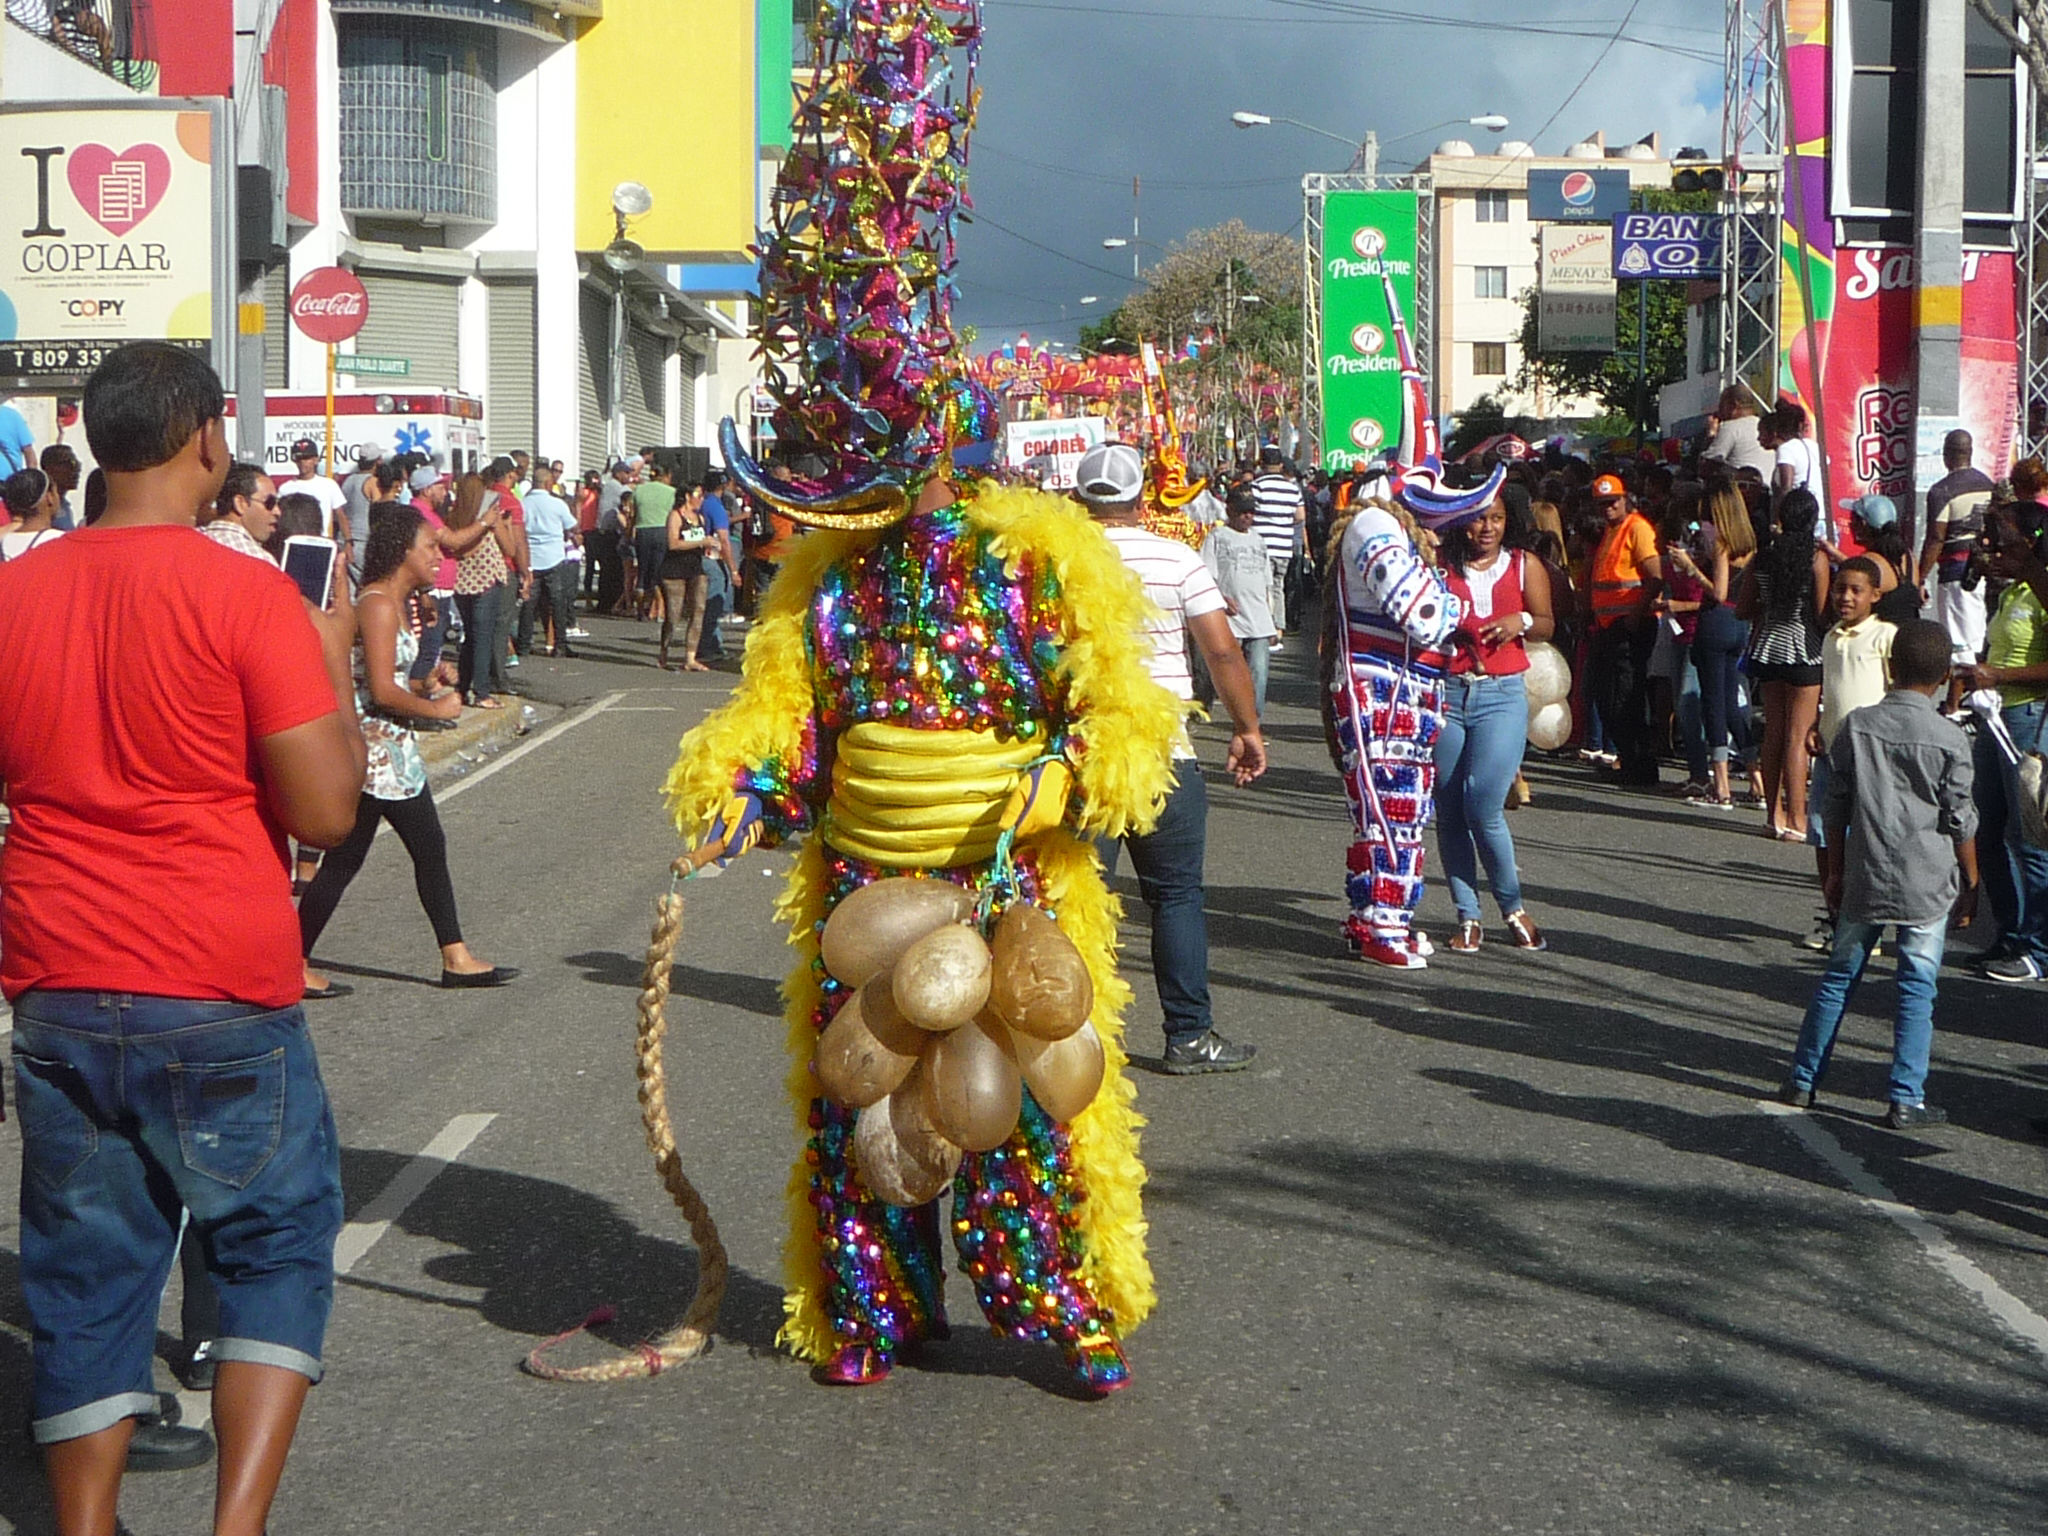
[1437,492,1555,952]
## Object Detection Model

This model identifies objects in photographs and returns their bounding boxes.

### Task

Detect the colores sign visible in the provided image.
[0,103,220,385]
[1318,190,1417,472]
[1002,415,1109,489]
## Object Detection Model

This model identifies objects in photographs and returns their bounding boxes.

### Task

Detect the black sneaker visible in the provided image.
[1886,1101,1949,1130]
[127,1413,214,1473]
[1775,1081,1813,1109]
[1161,1030,1257,1075]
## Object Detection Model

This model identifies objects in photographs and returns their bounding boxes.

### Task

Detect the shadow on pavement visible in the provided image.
[1147,1138,2048,1523]
[335,1149,787,1362]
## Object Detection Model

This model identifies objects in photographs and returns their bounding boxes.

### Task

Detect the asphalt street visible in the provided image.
[2,607,2046,1535]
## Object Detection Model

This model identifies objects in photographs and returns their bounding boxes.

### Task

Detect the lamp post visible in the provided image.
[602,180,654,465]
[1231,110,1508,178]
[1101,235,1166,281]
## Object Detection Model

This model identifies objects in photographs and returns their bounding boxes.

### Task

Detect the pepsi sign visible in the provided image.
[1526,168,1632,223]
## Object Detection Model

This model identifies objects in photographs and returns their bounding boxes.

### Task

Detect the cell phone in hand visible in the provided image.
[281,535,339,609]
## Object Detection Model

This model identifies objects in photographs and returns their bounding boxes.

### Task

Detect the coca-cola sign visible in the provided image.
[288,266,370,345]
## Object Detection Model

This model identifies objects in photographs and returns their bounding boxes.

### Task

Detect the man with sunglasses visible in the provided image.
[203,463,281,563]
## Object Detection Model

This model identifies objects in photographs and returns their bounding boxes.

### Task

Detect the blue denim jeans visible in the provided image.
[698,560,732,660]
[1097,767,1212,1046]
[1435,672,1528,922]
[11,992,344,1443]
[1973,698,2048,964]
[1240,635,1271,719]
[1785,917,1947,1105]
[1693,604,1752,766]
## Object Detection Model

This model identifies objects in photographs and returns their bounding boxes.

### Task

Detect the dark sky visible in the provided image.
[952,0,1723,347]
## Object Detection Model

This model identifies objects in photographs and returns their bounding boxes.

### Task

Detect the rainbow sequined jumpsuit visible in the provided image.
[666,486,1177,1378]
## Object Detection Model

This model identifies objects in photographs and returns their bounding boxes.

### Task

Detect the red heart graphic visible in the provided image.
[66,143,172,236]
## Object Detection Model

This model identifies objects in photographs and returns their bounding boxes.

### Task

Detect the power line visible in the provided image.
[999,0,1719,63]
[976,142,1303,192]
[1473,0,1648,185]
[965,211,1145,283]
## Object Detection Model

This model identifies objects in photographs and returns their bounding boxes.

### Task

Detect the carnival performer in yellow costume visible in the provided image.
[663,0,1182,1395]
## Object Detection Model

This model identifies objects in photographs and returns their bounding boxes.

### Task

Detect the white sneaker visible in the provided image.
[1270,639,1285,654]
[567,626,590,639]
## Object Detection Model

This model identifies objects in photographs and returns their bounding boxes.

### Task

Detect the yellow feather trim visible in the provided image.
[958,484,1189,839]
[1028,829,1155,1329]
[660,526,867,842]
[772,836,838,1363]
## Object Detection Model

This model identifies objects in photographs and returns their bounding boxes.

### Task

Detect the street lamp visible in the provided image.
[605,180,654,464]
[1232,110,1507,178]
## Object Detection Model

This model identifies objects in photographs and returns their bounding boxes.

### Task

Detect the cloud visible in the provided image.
[953,0,1723,345]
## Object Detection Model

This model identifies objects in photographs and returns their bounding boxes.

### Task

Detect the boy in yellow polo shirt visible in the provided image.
[1804,557,1896,950]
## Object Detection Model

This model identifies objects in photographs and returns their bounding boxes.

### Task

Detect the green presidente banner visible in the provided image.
[1319,190,1418,473]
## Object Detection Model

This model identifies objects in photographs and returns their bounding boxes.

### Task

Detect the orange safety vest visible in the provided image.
[1590,511,1653,627]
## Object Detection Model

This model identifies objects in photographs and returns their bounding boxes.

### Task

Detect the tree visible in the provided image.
[1513,187,1712,425]
[1966,1,2048,95]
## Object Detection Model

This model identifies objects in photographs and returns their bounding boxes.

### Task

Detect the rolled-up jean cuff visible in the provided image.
[33,1389,158,1445]
[210,1337,324,1383]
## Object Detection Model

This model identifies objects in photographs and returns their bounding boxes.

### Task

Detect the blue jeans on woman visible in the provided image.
[456,581,506,704]
[1973,696,2048,965]
[1097,768,1213,1047]
[1693,603,1752,767]
[1785,917,1947,1105]
[1435,672,1528,922]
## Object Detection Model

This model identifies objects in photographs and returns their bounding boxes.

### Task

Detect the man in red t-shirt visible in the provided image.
[0,343,365,1535]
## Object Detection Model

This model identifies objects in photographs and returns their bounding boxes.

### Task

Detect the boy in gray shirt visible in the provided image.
[1779,620,1980,1128]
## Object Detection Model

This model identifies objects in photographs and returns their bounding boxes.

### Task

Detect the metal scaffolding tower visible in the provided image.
[2021,92,2048,457]
[1721,0,1785,407]
[1301,172,1434,459]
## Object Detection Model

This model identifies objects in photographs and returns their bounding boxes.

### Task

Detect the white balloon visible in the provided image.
[1527,699,1573,752]
[1523,641,1573,709]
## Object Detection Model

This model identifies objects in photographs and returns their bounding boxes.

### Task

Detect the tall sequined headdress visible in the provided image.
[719,0,982,530]
[1380,272,1504,528]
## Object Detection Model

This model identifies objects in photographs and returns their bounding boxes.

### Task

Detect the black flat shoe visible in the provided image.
[127,1414,214,1474]
[301,983,353,1001]
[442,966,519,990]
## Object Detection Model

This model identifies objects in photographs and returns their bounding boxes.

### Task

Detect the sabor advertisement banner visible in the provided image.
[0,103,220,386]
[1003,415,1109,489]
[1537,223,1616,353]
[1318,190,1418,473]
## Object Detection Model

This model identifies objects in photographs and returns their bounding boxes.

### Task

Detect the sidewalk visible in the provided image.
[418,696,560,784]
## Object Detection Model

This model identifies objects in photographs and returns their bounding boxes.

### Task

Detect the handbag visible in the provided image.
[2017,705,2048,847]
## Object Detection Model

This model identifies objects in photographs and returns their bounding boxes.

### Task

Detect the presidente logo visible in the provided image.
[1350,323,1385,356]
[1560,170,1597,208]
[1350,226,1388,259]
[1348,418,1385,451]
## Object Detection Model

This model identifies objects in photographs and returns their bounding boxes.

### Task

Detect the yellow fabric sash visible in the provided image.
[821,722,1044,869]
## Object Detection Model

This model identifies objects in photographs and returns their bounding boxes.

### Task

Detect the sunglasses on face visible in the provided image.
[249,494,278,509]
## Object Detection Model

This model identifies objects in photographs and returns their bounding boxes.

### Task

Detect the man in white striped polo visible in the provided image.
[1249,444,1305,637]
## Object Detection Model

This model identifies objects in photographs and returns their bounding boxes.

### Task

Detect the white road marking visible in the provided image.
[334,1112,498,1276]
[1761,1102,2048,1365]
[433,692,627,806]
[175,1113,497,1433]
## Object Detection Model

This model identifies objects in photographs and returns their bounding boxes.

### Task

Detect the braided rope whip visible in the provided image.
[524,847,731,1382]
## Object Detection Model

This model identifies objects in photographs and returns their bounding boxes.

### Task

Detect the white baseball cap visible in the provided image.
[1074,442,1144,504]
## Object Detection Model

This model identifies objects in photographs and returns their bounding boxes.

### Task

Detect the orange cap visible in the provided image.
[1591,474,1627,500]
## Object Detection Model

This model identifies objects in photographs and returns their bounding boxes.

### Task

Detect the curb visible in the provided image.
[420,698,563,787]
